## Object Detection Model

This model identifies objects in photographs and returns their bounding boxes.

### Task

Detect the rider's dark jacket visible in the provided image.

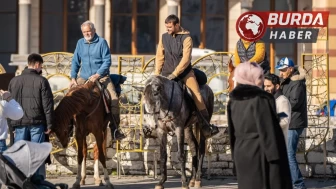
[155,28,192,79]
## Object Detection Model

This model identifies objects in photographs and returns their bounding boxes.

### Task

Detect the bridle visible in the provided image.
[145,80,184,123]
[83,80,102,120]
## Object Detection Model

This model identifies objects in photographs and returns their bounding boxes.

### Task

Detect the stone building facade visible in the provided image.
[1,0,336,177]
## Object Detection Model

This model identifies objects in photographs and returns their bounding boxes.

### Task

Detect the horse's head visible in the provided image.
[228,59,236,92]
[142,75,170,113]
[51,122,71,148]
[133,75,172,137]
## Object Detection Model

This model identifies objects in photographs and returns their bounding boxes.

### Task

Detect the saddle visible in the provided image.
[94,74,127,114]
[193,68,207,85]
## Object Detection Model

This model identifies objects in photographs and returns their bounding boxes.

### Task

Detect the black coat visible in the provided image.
[228,84,292,189]
[281,66,308,129]
[8,69,54,129]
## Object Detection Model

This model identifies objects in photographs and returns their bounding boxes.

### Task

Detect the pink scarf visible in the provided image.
[233,62,264,87]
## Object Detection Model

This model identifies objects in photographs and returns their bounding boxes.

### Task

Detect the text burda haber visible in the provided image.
[267,13,325,27]
[262,12,328,42]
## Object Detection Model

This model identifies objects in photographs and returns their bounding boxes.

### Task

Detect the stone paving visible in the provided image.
[47,176,336,189]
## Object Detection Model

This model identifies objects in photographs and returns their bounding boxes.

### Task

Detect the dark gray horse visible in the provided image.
[138,75,214,189]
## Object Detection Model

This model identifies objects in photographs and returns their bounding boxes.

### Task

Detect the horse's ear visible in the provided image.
[228,58,235,73]
[132,86,144,92]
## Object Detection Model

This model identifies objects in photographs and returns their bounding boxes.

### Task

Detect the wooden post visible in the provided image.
[199,0,206,49]
[131,0,137,55]
[270,0,275,73]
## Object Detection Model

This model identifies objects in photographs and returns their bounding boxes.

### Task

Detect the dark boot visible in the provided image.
[199,109,219,139]
[109,113,126,141]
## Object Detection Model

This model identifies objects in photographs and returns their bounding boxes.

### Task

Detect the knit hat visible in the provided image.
[234,62,264,87]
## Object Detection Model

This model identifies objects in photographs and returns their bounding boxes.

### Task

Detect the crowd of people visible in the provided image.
[0,14,308,189]
[230,26,307,189]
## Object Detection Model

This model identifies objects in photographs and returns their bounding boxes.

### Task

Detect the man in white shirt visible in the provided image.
[0,90,23,151]
[264,74,291,147]
[0,90,23,189]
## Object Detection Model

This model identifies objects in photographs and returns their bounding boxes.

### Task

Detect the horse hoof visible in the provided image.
[106,183,115,189]
[80,180,85,185]
[95,179,103,186]
[155,185,164,189]
[72,183,80,189]
[189,179,195,187]
[195,181,202,188]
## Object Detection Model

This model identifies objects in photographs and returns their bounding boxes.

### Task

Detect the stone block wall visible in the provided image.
[46,119,336,178]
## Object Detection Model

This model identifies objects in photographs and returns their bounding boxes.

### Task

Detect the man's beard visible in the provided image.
[84,36,93,41]
[266,89,276,95]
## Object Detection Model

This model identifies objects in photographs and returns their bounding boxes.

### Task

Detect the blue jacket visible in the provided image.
[71,34,111,80]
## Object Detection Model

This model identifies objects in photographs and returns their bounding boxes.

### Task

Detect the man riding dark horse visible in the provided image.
[154,14,219,139]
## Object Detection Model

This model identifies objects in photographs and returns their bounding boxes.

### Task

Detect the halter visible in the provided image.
[146,80,184,123]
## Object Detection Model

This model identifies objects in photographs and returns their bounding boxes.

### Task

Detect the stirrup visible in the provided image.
[209,124,220,136]
[113,129,126,141]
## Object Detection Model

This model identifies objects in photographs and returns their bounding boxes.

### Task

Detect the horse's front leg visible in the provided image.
[185,126,199,188]
[155,129,167,189]
[80,141,87,185]
[96,129,114,189]
[73,137,84,189]
[195,134,206,188]
[176,126,189,189]
[93,144,103,186]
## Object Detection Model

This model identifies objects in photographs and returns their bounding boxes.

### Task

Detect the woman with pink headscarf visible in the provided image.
[227,62,292,189]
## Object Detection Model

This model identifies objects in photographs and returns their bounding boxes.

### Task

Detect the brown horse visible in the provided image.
[52,81,114,189]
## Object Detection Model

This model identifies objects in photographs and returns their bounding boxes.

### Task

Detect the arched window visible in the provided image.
[181,0,228,51]
[40,0,89,53]
[111,0,158,54]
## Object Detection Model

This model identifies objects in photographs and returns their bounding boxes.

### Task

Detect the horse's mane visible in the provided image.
[54,82,99,133]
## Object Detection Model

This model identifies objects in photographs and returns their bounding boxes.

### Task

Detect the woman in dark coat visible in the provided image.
[228,62,292,189]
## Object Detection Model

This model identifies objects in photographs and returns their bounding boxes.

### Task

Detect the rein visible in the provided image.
[158,81,175,120]
[147,80,185,122]
[84,80,102,120]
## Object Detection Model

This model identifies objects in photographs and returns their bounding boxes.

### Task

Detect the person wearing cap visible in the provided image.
[234,38,270,74]
[276,57,307,189]
[227,62,292,189]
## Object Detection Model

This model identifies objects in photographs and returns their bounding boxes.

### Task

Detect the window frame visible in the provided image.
[0,0,18,54]
[110,0,159,55]
[181,0,229,51]
[39,0,89,53]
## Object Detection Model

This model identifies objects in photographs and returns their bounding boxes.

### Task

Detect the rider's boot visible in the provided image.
[109,113,126,141]
[199,109,219,139]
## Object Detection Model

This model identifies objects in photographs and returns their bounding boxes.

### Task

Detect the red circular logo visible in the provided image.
[236,12,266,42]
